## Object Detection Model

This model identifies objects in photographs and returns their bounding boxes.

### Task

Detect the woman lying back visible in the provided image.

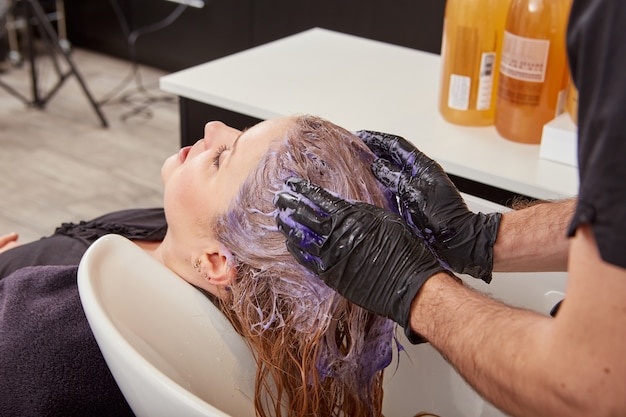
[160,115,397,416]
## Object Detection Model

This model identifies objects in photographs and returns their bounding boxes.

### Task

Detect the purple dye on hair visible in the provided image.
[213,115,399,413]
[276,208,324,249]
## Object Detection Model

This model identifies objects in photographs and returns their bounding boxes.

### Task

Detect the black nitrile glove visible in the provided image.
[356,130,502,283]
[274,177,449,343]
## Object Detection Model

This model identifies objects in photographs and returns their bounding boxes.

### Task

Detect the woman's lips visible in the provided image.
[178,146,191,163]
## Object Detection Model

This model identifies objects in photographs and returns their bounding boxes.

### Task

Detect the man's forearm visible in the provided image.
[408,272,589,417]
[493,198,575,272]
[409,222,626,416]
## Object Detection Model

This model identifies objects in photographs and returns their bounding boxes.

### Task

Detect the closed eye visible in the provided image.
[212,145,229,168]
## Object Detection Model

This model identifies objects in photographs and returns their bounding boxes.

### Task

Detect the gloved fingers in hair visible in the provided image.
[283,177,353,214]
[371,158,429,201]
[356,130,430,173]
[275,177,357,258]
[274,192,328,257]
[284,241,325,274]
[370,158,430,226]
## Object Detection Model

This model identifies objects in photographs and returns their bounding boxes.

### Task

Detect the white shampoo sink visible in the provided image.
[78,194,566,417]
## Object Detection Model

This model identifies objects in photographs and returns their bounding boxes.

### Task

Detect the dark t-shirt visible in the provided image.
[0,208,166,416]
[0,208,167,279]
[566,0,626,269]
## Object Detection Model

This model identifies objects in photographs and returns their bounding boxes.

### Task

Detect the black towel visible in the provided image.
[0,265,135,417]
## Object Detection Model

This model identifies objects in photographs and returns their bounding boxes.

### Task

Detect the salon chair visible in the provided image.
[78,195,567,417]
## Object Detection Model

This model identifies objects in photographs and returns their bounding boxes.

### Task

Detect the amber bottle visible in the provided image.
[494,0,572,144]
[438,0,511,126]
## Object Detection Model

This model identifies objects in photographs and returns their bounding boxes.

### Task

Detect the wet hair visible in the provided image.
[214,115,396,417]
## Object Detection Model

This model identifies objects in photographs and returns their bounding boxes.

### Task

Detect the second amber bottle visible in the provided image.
[494,0,572,144]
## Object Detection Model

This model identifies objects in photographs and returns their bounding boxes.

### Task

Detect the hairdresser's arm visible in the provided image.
[275,179,626,415]
[0,232,20,255]
[358,130,573,277]
[492,198,575,272]
[411,224,626,417]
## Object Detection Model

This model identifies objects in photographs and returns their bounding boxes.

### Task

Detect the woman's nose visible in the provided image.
[200,121,227,151]
[203,121,228,140]
[202,121,241,148]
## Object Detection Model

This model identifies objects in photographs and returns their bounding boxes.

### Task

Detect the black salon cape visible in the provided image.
[0,265,134,416]
[0,208,167,416]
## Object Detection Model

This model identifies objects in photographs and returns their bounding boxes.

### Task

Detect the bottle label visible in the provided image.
[448,74,470,110]
[476,52,496,110]
[555,87,567,117]
[500,31,550,83]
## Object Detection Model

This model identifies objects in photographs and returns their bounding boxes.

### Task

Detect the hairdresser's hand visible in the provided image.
[357,130,502,283]
[0,232,20,255]
[275,177,449,343]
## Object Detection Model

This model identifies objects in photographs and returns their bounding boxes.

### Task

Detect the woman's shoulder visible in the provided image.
[56,207,167,242]
[88,207,166,228]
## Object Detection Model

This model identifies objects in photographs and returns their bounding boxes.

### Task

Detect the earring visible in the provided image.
[193,258,201,273]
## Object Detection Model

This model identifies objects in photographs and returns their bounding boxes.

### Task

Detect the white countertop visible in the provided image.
[160,28,578,200]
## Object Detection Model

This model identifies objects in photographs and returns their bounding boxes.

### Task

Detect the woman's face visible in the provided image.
[159,117,292,289]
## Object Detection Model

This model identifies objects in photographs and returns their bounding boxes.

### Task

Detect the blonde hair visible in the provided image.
[214,115,396,417]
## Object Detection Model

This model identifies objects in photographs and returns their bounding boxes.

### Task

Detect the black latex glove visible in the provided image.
[274,177,449,343]
[356,130,502,283]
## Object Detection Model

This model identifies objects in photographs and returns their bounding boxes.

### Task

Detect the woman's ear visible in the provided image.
[202,246,236,286]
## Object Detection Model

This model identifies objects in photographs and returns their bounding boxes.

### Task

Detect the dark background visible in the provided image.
[64,0,446,71]
[62,0,530,205]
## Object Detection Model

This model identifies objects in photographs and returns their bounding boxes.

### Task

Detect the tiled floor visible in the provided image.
[0,47,181,244]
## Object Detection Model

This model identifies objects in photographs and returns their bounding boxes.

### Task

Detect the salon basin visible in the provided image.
[78,194,567,417]
[78,234,257,417]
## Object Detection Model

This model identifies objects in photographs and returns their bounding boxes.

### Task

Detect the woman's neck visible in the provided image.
[133,239,164,262]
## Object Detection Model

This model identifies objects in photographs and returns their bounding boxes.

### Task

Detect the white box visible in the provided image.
[540,113,578,168]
